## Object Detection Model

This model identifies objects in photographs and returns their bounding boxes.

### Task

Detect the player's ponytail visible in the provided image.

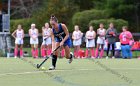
[50,14,58,23]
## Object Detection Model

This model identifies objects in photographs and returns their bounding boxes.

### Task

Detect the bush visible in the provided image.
[72,9,110,32]
[10,17,46,34]
[89,18,128,32]
[10,18,32,33]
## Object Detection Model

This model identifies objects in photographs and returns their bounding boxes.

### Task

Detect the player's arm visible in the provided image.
[80,31,83,39]
[72,32,75,40]
[93,31,96,39]
[85,31,88,39]
[97,29,99,35]
[119,33,124,42]
[61,24,69,44]
[28,29,31,37]
[36,29,39,38]
[12,30,17,39]
[22,30,25,39]
[126,32,133,40]
[105,29,112,38]
[103,29,106,36]
[113,29,117,37]
[119,33,122,40]
[42,28,44,36]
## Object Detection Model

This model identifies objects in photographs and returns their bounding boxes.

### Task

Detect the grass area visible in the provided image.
[0,58,139,86]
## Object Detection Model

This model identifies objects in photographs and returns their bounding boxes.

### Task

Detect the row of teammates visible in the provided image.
[72,23,133,59]
[12,16,133,60]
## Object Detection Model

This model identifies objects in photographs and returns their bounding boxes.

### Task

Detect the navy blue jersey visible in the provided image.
[52,24,72,47]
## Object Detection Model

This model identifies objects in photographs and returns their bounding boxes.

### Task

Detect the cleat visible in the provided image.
[68,52,73,64]
[112,56,115,59]
[106,56,109,59]
[49,66,55,70]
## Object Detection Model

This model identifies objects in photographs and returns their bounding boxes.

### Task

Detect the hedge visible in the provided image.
[89,18,128,32]
[72,9,110,32]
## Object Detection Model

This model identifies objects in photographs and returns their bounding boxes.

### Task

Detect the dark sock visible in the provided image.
[52,55,57,67]
[69,54,72,59]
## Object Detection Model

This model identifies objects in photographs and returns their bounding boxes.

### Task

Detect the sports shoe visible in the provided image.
[14,56,17,58]
[68,52,73,64]
[49,66,55,70]
[106,56,109,59]
[112,56,115,59]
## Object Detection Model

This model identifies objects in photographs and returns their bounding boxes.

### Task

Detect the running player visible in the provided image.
[85,26,96,58]
[72,25,83,58]
[95,23,106,58]
[12,24,24,58]
[29,24,39,58]
[49,15,73,70]
[119,26,133,59]
[41,23,52,58]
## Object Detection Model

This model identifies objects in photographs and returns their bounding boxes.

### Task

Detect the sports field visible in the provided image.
[0,58,139,86]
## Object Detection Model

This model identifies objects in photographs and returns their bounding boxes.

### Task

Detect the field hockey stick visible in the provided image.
[36,46,60,69]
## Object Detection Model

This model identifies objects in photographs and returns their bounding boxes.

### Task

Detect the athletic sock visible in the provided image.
[20,49,23,57]
[35,49,38,58]
[70,53,72,59]
[95,49,99,58]
[14,48,18,57]
[52,55,57,68]
[74,51,77,58]
[41,48,45,57]
[31,49,35,57]
[68,52,73,64]
[47,49,52,56]
[41,48,43,57]
[85,49,89,58]
[100,49,104,58]
[91,49,95,58]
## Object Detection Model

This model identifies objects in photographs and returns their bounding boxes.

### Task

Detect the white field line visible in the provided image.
[0,68,139,77]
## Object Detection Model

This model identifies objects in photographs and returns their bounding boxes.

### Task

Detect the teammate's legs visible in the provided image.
[85,40,89,58]
[106,44,111,58]
[121,45,127,58]
[41,44,46,58]
[90,47,95,58]
[47,44,52,56]
[14,44,18,58]
[31,44,35,57]
[20,44,23,57]
[100,44,104,58]
[34,44,38,58]
[126,45,132,59]
[95,44,100,58]
[74,46,78,58]
[77,45,80,58]
[112,44,115,58]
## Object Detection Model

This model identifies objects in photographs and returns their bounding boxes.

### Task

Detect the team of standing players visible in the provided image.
[12,16,133,60]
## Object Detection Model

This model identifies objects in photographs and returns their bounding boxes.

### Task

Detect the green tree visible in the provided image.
[72,9,110,32]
